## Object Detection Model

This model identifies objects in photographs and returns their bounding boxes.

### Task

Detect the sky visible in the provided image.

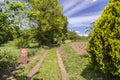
[58,0,109,36]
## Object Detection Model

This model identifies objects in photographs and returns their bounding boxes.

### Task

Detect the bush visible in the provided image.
[0,49,18,71]
[15,38,29,48]
[87,0,120,77]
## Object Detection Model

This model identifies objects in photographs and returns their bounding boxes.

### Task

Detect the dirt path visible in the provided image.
[26,50,48,80]
[70,42,87,54]
[57,47,69,80]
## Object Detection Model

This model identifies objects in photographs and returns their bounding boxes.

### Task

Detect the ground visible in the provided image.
[1,41,118,80]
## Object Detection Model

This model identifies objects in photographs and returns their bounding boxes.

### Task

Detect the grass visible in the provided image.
[62,44,120,80]
[13,49,46,80]
[0,40,40,79]
[0,40,39,61]
[62,44,89,80]
[32,48,62,80]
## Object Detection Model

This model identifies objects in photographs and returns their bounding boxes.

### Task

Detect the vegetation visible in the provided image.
[63,44,119,80]
[32,48,62,80]
[67,31,88,42]
[87,0,120,77]
[0,40,39,79]
[27,0,68,45]
[62,44,89,80]
[0,0,27,45]
[13,49,45,80]
[1,0,120,79]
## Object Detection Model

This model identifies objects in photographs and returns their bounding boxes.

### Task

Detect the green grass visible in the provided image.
[32,48,62,80]
[62,44,89,80]
[13,49,45,80]
[0,40,40,79]
[62,44,119,80]
[0,40,39,61]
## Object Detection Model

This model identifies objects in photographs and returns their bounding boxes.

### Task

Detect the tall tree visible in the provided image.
[87,0,120,77]
[28,0,68,45]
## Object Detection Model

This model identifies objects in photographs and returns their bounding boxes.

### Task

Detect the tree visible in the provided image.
[0,0,28,45]
[87,0,120,76]
[28,0,68,45]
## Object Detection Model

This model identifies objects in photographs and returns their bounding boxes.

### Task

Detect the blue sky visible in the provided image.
[59,0,109,36]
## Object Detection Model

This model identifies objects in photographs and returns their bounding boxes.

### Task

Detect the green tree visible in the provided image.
[0,0,28,44]
[28,0,68,45]
[87,0,120,77]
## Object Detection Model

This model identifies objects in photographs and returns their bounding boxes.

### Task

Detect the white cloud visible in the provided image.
[63,0,81,12]
[68,14,100,26]
[75,30,80,33]
[93,0,97,2]
[64,0,97,17]
[78,34,88,36]
[58,0,108,36]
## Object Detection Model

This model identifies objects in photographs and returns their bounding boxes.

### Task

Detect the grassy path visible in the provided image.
[62,44,89,80]
[26,50,48,79]
[32,48,62,80]
[57,47,69,80]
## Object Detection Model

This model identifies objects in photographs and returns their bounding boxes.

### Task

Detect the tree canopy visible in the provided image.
[0,0,68,46]
[28,0,68,45]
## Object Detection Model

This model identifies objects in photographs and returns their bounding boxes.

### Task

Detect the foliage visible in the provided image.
[67,31,88,42]
[15,38,29,48]
[15,29,35,48]
[28,0,68,45]
[87,0,120,77]
[0,49,18,72]
[0,0,27,45]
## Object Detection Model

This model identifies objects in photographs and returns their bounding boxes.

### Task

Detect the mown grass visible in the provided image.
[32,48,62,80]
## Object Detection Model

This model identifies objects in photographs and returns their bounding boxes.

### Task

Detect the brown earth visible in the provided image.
[70,42,87,54]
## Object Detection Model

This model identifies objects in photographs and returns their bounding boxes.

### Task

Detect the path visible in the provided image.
[70,42,87,54]
[26,50,48,80]
[57,47,69,80]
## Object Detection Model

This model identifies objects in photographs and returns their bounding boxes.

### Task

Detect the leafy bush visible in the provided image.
[0,49,18,71]
[87,0,120,77]
[15,38,29,48]
[67,31,88,42]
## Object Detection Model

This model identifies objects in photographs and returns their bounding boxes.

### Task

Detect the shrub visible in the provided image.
[0,49,18,71]
[87,0,120,77]
[15,38,29,48]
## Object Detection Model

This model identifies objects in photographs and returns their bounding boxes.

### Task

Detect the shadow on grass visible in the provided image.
[81,64,120,80]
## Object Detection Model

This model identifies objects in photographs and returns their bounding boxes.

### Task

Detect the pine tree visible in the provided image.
[87,0,120,76]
